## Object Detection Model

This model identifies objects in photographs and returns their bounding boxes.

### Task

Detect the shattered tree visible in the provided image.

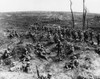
[82,0,87,30]
[69,0,75,28]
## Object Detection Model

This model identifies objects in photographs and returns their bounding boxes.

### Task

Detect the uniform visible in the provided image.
[84,31,89,42]
[96,33,100,45]
[56,40,63,59]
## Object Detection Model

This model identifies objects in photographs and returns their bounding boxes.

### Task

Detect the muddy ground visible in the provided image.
[0,12,100,79]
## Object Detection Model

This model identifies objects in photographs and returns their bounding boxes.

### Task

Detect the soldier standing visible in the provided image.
[54,33,59,43]
[84,30,89,42]
[89,31,94,41]
[77,30,82,41]
[58,32,64,42]
[66,28,71,38]
[78,30,84,41]
[47,32,54,43]
[56,40,63,60]
[96,33,100,45]
[61,28,66,38]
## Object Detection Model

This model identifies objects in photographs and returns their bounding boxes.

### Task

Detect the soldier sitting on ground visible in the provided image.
[47,74,52,79]
[66,44,74,56]
[66,28,71,39]
[35,43,47,60]
[73,59,79,68]
[22,62,30,73]
[95,47,100,55]
[64,59,79,70]
[64,61,74,70]
[77,30,83,41]
[71,29,77,40]
[2,50,10,60]
[35,43,42,51]
[36,65,52,79]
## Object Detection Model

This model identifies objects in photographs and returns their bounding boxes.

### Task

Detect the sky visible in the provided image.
[0,0,99,13]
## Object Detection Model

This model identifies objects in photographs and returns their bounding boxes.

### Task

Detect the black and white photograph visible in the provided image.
[0,0,100,79]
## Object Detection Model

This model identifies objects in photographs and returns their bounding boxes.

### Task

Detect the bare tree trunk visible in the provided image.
[87,19,89,29]
[83,0,87,30]
[69,0,75,28]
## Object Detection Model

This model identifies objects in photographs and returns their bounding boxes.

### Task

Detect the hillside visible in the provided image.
[0,11,100,79]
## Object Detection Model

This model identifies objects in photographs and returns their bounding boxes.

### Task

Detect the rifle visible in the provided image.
[36,66,40,78]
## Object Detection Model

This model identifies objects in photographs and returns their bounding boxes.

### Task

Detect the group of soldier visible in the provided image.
[5,25,100,62]
[2,25,100,77]
[0,45,31,72]
[28,25,100,46]
[6,25,100,46]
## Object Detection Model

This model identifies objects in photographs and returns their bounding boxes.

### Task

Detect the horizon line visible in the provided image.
[0,10,100,15]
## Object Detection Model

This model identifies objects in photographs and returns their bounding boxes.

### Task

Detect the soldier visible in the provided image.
[28,31,36,42]
[47,32,54,43]
[2,50,10,59]
[47,32,51,40]
[34,26,37,33]
[77,30,83,41]
[32,34,36,43]
[52,28,55,34]
[96,33,100,45]
[65,28,70,38]
[71,29,76,40]
[53,33,59,43]
[57,26,61,35]
[14,30,19,38]
[66,44,74,56]
[19,52,26,62]
[23,47,31,61]
[57,27,64,42]
[73,59,79,68]
[59,32,64,42]
[49,28,53,34]
[8,33,13,39]
[80,31,84,41]
[35,43,41,51]
[47,73,52,79]
[22,62,30,73]
[35,43,47,60]
[77,30,80,40]
[83,30,89,42]
[24,56,30,62]
[89,30,94,41]
[64,61,74,70]
[61,28,66,38]
[75,31,78,40]
[56,40,63,60]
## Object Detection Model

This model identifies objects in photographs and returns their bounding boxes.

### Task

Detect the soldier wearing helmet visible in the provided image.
[56,40,63,59]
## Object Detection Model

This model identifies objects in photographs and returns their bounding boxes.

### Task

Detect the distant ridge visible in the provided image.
[0,11,100,16]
